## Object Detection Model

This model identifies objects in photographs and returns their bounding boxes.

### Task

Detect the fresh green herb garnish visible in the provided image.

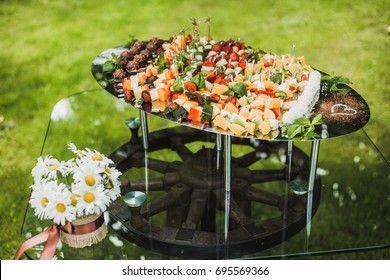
[270,66,289,83]
[137,98,144,105]
[172,106,188,120]
[252,48,266,62]
[164,104,188,121]
[275,91,287,99]
[191,73,206,90]
[232,82,248,98]
[125,34,138,48]
[173,78,184,92]
[183,65,193,75]
[270,72,282,83]
[102,53,121,75]
[215,66,225,75]
[201,105,213,123]
[321,73,352,93]
[155,53,170,73]
[283,114,322,140]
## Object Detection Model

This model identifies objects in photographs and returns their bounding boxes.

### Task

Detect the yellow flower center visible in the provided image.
[92,154,103,161]
[85,175,96,186]
[84,192,95,203]
[105,167,111,174]
[41,197,49,208]
[71,194,79,206]
[56,203,66,213]
[50,165,58,171]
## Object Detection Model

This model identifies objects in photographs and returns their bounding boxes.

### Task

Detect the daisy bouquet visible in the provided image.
[29,143,122,226]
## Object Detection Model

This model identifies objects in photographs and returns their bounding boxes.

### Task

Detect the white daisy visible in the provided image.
[29,143,123,222]
[104,165,121,182]
[45,183,76,225]
[84,147,114,167]
[103,166,122,200]
[73,185,110,215]
[70,193,80,208]
[68,143,86,158]
[29,180,57,220]
[106,184,121,201]
[72,158,104,188]
[31,156,73,183]
[31,156,57,182]
[31,157,47,183]
[56,159,74,176]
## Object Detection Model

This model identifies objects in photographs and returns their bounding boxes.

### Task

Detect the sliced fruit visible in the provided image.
[149,88,159,101]
[187,106,203,122]
[248,109,264,121]
[212,104,221,119]
[244,121,256,135]
[239,106,250,120]
[227,123,245,136]
[213,115,229,130]
[182,100,199,112]
[237,95,249,107]
[230,113,246,127]
[157,88,169,102]
[259,121,271,135]
[212,84,229,95]
[264,108,276,119]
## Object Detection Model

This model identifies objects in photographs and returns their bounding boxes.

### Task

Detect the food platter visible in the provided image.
[91,36,370,141]
[88,32,370,257]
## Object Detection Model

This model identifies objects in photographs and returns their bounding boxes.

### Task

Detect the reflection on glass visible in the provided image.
[51,98,74,121]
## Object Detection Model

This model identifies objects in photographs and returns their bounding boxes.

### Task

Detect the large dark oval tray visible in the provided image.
[91,44,370,141]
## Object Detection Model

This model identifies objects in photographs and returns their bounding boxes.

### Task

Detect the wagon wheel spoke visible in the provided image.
[234,168,286,184]
[181,189,209,230]
[121,177,166,193]
[233,151,263,167]
[214,188,252,226]
[240,185,280,207]
[169,138,195,161]
[141,183,192,219]
[145,158,181,173]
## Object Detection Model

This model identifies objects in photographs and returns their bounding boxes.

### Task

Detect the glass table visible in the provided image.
[20,89,390,259]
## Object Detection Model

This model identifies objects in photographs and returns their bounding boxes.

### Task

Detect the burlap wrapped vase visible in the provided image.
[60,213,107,248]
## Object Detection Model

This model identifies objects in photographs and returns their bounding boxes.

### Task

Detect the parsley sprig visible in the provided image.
[102,53,121,76]
[125,34,138,48]
[321,73,352,93]
[283,114,322,140]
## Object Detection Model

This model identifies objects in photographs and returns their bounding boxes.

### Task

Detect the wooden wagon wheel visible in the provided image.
[108,121,321,259]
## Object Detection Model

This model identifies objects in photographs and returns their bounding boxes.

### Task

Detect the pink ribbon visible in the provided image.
[14,215,105,260]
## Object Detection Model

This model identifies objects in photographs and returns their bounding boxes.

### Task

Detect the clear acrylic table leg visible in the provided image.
[281,140,294,255]
[286,141,294,182]
[139,111,150,192]
[224,135,232,242]
[139,111,149,151]
[216,134,222,172]
[305,139,320,250]
[139,111,153,251]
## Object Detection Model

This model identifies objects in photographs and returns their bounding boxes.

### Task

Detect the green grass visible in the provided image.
[1,0,389,260]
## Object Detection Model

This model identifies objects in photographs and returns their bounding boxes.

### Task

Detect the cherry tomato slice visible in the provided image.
[210,93,220,102]
[183,81,197,92]
[229,52,239,62]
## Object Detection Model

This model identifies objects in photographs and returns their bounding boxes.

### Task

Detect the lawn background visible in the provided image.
[0,0,389,259]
